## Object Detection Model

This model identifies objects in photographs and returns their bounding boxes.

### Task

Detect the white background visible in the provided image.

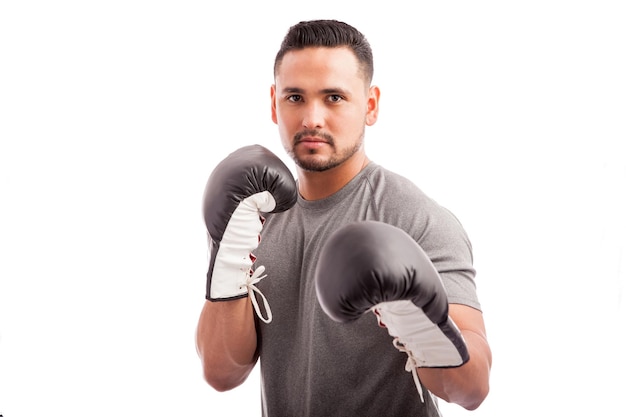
[1,1,625,416]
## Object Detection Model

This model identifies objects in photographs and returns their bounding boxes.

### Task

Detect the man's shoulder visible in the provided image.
[363,162,429,201]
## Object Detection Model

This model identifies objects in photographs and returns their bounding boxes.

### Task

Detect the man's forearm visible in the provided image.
[196,298,258,392]
[418,329,492,410]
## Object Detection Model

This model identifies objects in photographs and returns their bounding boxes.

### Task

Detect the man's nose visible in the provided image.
[302,102,325,129]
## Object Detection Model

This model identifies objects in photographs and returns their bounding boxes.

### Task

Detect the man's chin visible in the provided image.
[294,155,338,172]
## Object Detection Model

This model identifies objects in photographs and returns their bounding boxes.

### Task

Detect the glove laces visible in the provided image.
[240,265,273,324]
[393,338,425,403]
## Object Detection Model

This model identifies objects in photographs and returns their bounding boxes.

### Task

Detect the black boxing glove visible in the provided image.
[203,145,297,321]
[315,221,469,400]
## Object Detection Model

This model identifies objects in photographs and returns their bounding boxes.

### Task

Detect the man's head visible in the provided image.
[274,20,374,86]
[271,20,379,175]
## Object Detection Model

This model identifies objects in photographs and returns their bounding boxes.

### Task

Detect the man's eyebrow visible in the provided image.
[280,87,349,95]
[320,88,349,96]
[281,87,305,94]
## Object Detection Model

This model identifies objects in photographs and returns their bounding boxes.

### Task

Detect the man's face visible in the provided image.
[271,47,379,172]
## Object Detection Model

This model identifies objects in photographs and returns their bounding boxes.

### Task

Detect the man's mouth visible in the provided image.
[298,137,327,144]
[294,130,333,146]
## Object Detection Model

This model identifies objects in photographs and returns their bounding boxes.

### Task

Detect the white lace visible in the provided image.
[240,265,273,324]
[393,338,424,403]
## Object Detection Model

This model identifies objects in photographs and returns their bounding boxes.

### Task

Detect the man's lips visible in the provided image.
[298,137,328,144]
[296,138,329,149]
[294,130,334,147]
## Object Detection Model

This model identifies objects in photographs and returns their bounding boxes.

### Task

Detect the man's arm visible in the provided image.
[196,145,297,391]
[196,299,258,392]
[315,221,492,409]
[417,304,492,410]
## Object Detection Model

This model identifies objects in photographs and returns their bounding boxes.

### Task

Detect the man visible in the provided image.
[196,19,492,416]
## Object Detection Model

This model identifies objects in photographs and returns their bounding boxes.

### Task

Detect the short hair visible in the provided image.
[274,19,374,84]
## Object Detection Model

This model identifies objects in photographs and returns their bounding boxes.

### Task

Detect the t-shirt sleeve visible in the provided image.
[371,168,482,311]
[415,203,481,311]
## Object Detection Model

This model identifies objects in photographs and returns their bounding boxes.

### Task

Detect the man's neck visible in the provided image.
[297,153,370,201]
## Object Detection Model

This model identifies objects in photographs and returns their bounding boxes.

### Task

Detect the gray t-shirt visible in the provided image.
[253,162,480,417]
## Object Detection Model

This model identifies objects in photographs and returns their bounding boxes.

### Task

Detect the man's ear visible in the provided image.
[366,85,380,126]
[271,84,278,125]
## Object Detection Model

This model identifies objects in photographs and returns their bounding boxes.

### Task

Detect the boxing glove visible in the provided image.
[315,221,469,399]
[203,145,297,320]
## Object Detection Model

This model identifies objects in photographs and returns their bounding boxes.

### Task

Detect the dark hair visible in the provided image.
[274,19,374,84]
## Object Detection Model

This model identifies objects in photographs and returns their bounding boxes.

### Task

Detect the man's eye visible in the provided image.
[328,95,343,103]
[287,95,302,102]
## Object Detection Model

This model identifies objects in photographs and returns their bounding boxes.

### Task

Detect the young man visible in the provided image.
[196,20,492,416]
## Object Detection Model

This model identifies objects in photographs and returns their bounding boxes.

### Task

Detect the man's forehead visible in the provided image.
[275,47,365,87]
[277,47,359,72]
